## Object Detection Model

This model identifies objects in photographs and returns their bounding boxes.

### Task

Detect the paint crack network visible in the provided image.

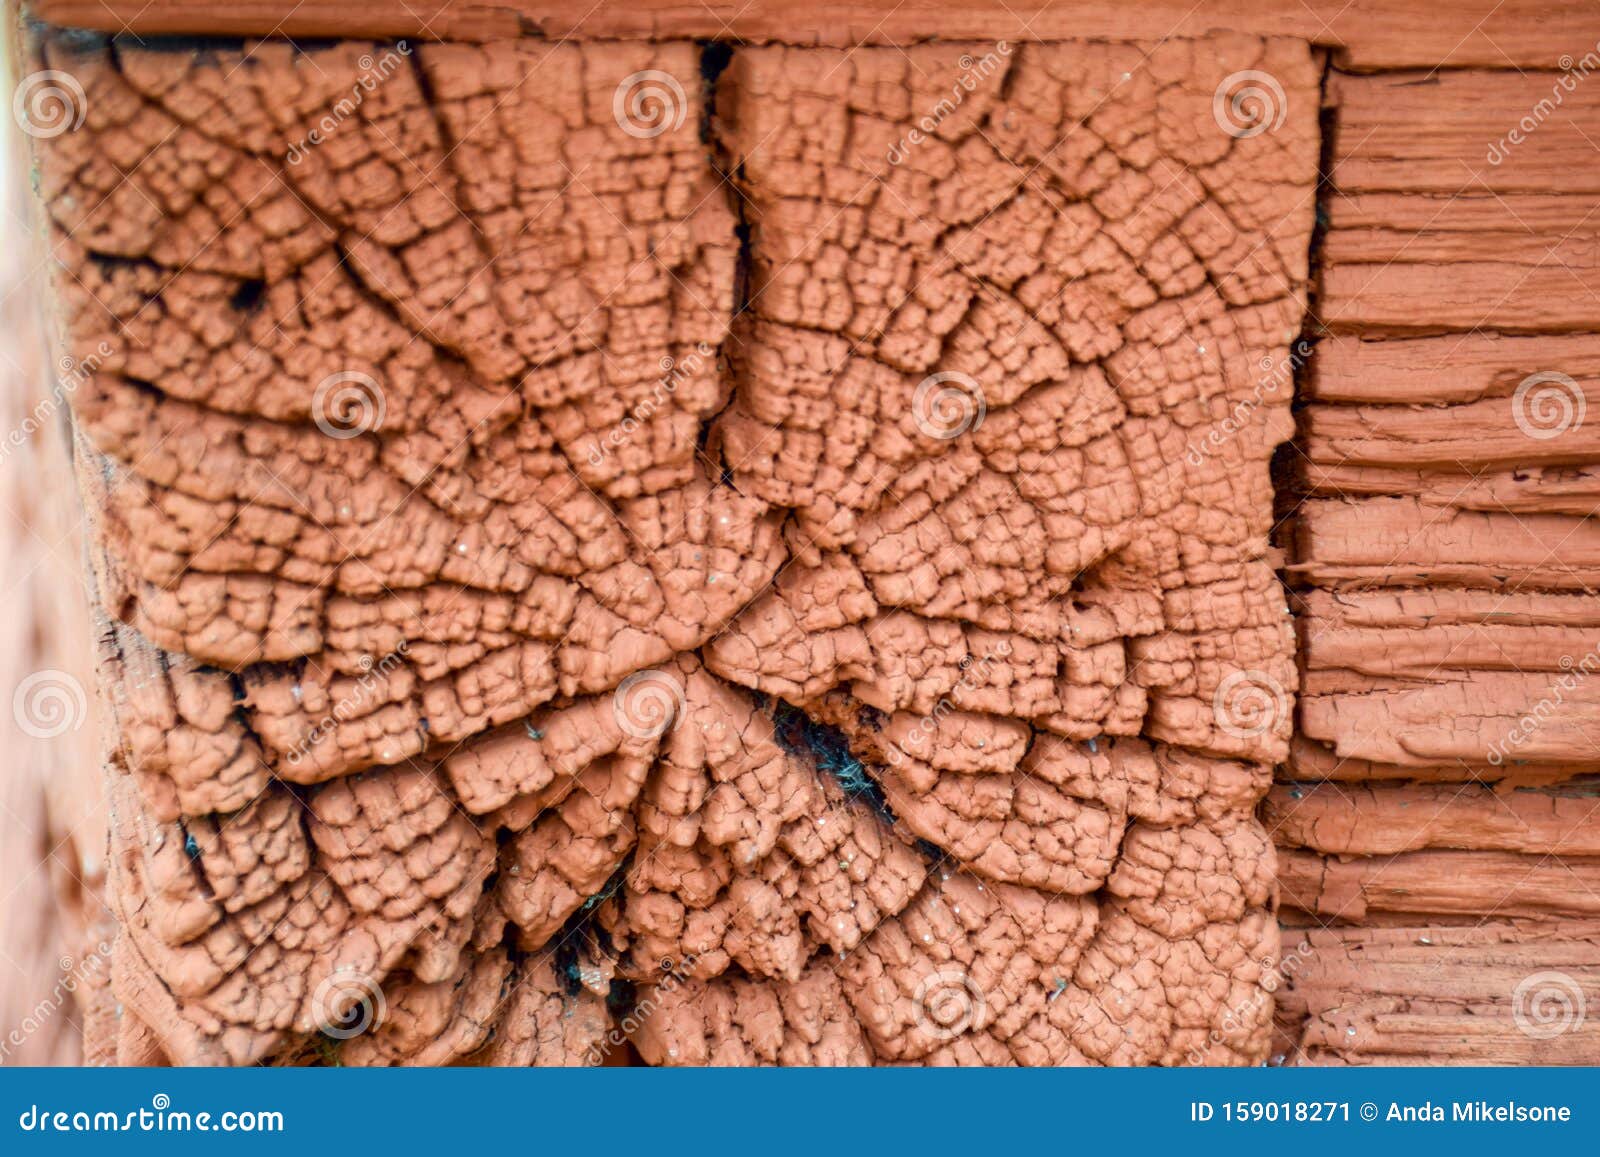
[25,27,1318,1065]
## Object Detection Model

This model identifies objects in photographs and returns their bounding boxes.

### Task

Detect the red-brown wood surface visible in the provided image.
[26,0,1600,68]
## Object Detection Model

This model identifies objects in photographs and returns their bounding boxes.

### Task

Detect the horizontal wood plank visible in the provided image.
[1307,334,1600,405]
[23,0,1600,69]
[1333,70,1600,193]
[1276,923,1600,1065]
[1266,782,1600,856]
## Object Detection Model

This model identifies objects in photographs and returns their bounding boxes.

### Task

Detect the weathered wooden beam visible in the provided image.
[25,0,1600,69]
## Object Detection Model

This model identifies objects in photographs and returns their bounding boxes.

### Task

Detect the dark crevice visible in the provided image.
[701,38,756,319]
[769,698,891,815]
[111,33,249,57]
[550,902,617,999]
[85,250,161,278]
[1264,51,1336,798]
[173,817,217,904]
[229,277,266,313]
[1272,50,1339,558]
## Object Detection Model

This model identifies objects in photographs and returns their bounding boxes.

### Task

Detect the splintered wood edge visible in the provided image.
[21,0,1600,69]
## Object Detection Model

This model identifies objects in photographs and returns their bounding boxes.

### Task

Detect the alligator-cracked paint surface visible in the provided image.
[25,28,1318,1065]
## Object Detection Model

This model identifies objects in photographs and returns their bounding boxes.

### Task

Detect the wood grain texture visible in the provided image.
[1283,34,1600,1067]
[24,0,1600,68]
[1321,70,1600,332]
[1274,924,1600,1065]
